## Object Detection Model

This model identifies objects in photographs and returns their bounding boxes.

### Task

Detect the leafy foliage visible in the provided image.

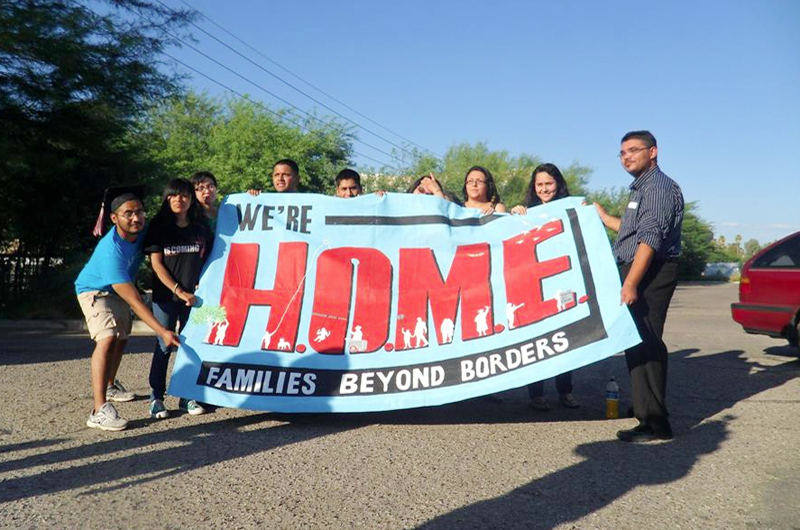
[708,234,763,265]
[677,203,715,279]
[0,0,193,316]
[400,141,590,207]
[0,0,193,257]
[137,92,354,195]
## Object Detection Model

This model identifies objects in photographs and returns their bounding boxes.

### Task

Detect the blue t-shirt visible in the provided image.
[75,227,145,294]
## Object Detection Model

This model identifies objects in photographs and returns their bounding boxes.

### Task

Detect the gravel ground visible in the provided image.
[1,283,798,529]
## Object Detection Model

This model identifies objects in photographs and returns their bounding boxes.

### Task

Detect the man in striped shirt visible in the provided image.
[596,130,684,442]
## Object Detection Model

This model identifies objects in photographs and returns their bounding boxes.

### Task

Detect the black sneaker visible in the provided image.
[617,423,673,442]
[559,393,580,408]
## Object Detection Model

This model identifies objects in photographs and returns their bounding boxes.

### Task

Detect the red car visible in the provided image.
[731,231,800,353]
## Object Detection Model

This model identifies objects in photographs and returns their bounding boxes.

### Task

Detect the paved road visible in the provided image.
[1,283,798,529]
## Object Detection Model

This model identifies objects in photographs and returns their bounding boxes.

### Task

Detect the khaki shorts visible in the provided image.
[77,290,133,341]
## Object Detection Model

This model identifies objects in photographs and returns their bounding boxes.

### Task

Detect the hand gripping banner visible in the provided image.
[168,193,640,412]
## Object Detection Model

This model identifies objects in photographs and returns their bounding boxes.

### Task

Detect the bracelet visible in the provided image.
[172,282,180,294]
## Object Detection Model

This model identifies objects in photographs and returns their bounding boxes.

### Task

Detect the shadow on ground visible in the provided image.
[0,333,152,365]
[415,419,729,530]
[1,345,797,525]
[411,347,799,529]
[764,343,799,359]
[0,412,368,503]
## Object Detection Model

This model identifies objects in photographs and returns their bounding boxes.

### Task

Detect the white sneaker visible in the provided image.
[179,398,206,416]
[149,399,169,419]
[106,379,135,402]
[87,402,128,431]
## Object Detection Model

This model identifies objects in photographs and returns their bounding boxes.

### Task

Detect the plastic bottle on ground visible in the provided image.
[605,377,620,419]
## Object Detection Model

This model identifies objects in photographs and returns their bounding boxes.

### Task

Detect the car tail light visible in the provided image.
[739,275,750,296]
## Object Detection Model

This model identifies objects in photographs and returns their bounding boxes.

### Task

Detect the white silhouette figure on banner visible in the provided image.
[261,329,274,350]
[401,328,412,349]
[413,317,428,347]
[277,338,291,350]
[213,319,229,345]
[505,302,524,329]
[348,325,367,353]
[205,321,219,343]
[349,325,363,342]
[314,327,331,343]
[474,306,490,336]
[440,318,455,343]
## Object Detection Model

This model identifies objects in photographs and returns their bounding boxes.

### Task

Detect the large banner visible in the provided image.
[168,193,640,412]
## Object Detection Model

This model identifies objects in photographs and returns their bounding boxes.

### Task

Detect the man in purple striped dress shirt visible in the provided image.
[595,130,684,442]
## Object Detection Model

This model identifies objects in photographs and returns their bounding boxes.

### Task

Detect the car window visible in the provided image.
[752,234,800,269]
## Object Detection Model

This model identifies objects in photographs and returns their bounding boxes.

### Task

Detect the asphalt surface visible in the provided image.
[1,283,798,529]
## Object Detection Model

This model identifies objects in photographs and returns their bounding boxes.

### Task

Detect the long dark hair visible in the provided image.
[524,163,570,207]
[151,178,204,229]
[406,175,464,206]
[461,165,500,206]
[407,174,441,194]
[190,170,218,188]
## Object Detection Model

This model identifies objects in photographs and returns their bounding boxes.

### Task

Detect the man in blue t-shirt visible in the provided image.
[76,193,180,431]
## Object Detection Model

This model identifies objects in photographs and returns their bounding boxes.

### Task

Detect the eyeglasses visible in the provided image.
[618,146,652,158]
[195,184,217,192]
[466,179,487,186]
[117,208,145,220]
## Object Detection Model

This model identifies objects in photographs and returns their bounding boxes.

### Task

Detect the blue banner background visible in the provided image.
[168,193,640,412]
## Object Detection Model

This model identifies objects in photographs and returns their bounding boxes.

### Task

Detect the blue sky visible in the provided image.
[161,0,799,244]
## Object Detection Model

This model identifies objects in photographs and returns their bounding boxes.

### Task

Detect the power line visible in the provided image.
[167,0,442,160]
[178,0,441,159]
[161,51,403,171]
[69,0,403,168]
[161,29,409,167]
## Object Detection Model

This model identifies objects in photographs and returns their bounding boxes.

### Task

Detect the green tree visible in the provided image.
[708,235,762,265]
[677,203,715,279]
[135,91,221,182]
[138,93,354,195]
[709,234,743,263]
[743,239,762,260]
[401,141,590,206]
[726,234,744,259]
[0,0,193,315]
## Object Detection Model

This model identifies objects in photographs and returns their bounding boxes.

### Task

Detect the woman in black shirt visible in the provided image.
[144,178,213,419]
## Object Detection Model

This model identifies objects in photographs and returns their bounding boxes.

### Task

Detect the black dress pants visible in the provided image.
[619,260,678,435]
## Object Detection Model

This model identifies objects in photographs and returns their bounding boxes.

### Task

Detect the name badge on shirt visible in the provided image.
[627,201,638,209]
